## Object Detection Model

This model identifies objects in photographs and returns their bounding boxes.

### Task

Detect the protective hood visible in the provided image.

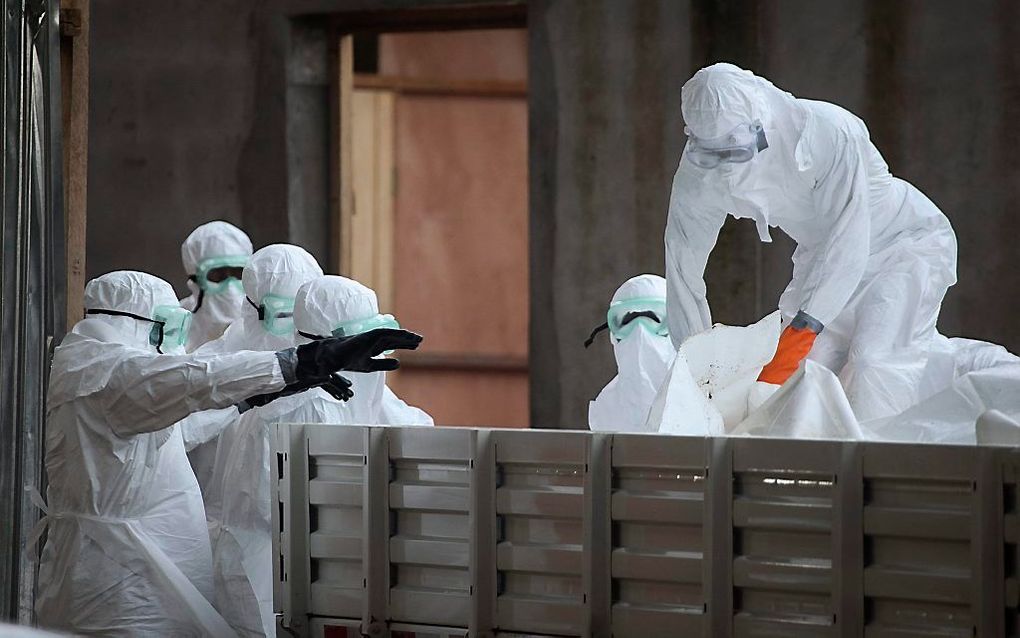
[610,273,666,307]
[243,243,322,305]
[294,275,378,338]
[681,62,772,139]
[589,275,675,432]
[181,221,253,275]
[180,221,253,351]
[294,275,386,420]
[83,271,180,351]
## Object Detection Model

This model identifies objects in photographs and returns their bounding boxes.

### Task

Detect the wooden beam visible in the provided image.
[333,34,355,275]
[60,0,89,330]
[328,3,527,34]
[397,351,529,373]
[354,73,527,98]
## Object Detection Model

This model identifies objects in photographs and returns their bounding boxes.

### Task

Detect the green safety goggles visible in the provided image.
[608,297,668,341]
[150,304,193,352]
[249,293,297,336]
[298,313,401,352]
[190,255,248,295]
[298,313,400,340]
[585,297,668,348]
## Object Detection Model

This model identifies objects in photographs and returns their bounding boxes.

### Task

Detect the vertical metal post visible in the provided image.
[584,432,612,637]
[363,426,388,637]
[703,436,733,638]
[469,428,496,638]
[834,442,864,637]
[278,423,311,637]
[974,446,1005,637]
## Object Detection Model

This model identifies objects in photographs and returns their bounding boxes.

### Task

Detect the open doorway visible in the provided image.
[337,27,529,427]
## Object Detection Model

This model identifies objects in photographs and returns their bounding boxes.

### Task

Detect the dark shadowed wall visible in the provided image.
[86,0,1020,428]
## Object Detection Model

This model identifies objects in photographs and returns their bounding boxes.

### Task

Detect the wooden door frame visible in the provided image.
[326,3,527,277]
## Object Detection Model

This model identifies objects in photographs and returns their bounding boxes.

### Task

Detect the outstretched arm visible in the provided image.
[665,163,727,349]
[99,348,286,437]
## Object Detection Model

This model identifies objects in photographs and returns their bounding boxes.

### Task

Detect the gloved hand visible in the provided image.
[278,328,422,384]
[757,312,822,386]
[237,372,353,414]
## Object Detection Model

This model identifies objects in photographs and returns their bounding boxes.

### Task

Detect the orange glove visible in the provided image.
[758,323,818,385]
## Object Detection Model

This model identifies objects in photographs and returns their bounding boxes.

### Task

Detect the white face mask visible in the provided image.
[613,329,676,390]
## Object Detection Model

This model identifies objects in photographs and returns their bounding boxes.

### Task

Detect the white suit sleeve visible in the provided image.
[179,407,239,451]
[665,163,727,349]
[98,349,286,437]
[793,127,871,325]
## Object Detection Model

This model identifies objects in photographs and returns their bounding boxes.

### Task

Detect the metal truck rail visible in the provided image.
[272,424,1020,637]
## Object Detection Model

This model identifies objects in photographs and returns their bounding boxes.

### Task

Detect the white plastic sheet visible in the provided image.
[645,311,781,434]
[646,306,1020,443]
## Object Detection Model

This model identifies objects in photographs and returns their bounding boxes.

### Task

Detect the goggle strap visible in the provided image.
[246,296,265,320]
[86,308,158,324]
[584,322,610,349]
[86,308,167,352]
[192,289,205,313]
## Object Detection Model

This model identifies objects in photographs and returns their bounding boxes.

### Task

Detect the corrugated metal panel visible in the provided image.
[1,0,65,623]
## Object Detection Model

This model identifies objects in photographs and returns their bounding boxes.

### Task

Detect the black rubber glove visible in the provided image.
[283,328,422,383]
[237,373,354,414]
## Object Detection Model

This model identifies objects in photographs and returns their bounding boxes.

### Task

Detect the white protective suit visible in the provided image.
[201,244,323,537]
[666,63,958,422]
[180,220,253,352]
[588,275,676,432]
[295,275,434,426]
[212,275,429,637]
[212,391,347,638]
[36,271,287,637]
[179,222,254,498]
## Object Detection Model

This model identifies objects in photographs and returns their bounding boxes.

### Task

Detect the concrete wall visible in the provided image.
[86,0,1020,428]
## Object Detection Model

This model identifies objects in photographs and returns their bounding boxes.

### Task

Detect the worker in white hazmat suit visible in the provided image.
[199,243,324,355]
[212,275,429,638]
[200,243,324,534]
[180,220,253,352]
[178,221,254,494]
[295,275,434,426]
[34,270,420,636]
[666,62,957,422]
[586,274,676,432]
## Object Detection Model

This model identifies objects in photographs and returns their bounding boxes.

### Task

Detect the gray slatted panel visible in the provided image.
[731,438,839,637]
[387,427,475,628]
[273,427,1020,637]
[304,425,370,621]
[862,443,977,637]
[493,429,588,636]
[273,422,309,633]
[610,434,707,636]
